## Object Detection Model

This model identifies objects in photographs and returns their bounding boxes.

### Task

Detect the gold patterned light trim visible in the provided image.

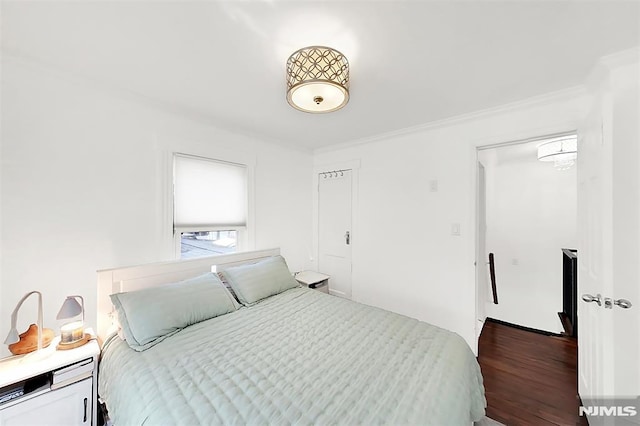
[286,46,350,113]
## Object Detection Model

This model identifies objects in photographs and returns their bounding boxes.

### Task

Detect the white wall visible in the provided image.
[0,56,313,357]
[479,143,577,333]
[314,90,590,351]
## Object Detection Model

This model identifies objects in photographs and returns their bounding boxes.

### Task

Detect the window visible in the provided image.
[173,153,247,259]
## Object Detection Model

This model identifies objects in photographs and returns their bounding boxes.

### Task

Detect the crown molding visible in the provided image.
[584,46,640,91]
[599,47,640,70]
[314,85,588,155]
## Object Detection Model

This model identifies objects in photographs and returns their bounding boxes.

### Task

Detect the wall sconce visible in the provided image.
[286,46,350,113]
[4,291,55,355]
[56,295,89,349]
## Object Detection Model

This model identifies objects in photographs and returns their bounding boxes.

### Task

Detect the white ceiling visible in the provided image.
[2,1,639,151]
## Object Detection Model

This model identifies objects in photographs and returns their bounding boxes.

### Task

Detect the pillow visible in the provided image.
[219,255,300,306]
[110,272,236,351]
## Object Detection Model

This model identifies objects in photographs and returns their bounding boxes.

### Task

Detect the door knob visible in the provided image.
[614,299,632,309]
[582,294,602,306]
[604,297,613,309]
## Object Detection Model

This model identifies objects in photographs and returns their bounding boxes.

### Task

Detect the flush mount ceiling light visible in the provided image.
[537,135,578,170]
[286,46,349,113]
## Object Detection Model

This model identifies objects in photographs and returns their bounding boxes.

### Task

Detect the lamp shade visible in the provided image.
[57,296,84,320]
[4,327,19,345]
[286,46,349,113]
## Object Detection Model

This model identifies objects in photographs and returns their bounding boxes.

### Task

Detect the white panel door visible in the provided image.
[578,91,611,412]
[578,64,639,424]
[318,170,352,299]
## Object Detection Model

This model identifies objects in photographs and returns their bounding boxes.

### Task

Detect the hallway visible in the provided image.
[478,319,588,425]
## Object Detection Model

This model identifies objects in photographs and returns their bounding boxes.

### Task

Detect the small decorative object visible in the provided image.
[8,324,55,355]
[286,46,350,113]
[4,291,55,355]
[56,295,90,350]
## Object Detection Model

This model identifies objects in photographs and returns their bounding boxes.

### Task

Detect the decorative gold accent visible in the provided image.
[286,46,349,113]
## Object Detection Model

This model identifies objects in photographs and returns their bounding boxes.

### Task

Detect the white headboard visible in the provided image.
[96,248,280,342]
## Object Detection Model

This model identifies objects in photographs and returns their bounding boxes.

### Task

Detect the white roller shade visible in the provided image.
[174,154,247,229]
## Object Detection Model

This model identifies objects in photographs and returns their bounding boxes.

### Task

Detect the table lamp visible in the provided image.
[4,291,55,355]
[56,295,89,349]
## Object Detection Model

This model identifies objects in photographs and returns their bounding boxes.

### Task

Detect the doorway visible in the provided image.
[475,133,581,424]
[475,134,578,335]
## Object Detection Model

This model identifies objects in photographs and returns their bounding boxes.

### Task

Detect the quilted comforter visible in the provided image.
[99,288,485,425]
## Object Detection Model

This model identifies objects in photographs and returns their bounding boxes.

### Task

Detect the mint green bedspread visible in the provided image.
[99,288,486,425]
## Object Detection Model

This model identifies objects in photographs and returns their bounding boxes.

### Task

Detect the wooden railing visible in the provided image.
[489,253,498,304]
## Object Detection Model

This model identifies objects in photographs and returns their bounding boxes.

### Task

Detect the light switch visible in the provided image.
[429,179,438,192]
[451,223,460,236]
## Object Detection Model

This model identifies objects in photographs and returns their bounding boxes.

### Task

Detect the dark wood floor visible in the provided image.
[478,319,588,426]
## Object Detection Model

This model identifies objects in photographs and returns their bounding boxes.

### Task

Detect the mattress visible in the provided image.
[99,288,486,425]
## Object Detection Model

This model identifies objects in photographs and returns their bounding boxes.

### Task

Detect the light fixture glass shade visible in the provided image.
[537,135,578,169]
[537,136,577,162]
[286,46,349,113]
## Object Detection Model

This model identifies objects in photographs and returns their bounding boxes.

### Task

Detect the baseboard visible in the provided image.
[485,317,564,337]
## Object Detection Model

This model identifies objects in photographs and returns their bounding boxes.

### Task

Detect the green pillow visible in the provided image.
[219,256,300,306]
[110,273,237,351]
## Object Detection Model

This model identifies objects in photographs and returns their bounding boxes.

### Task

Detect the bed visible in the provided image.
[97,249,486,425]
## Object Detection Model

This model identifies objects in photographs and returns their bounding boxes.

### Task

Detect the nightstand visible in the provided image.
[0,330,100,425]
[296,271,330,294]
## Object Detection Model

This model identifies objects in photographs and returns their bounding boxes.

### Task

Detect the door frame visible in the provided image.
[472,130,578,353]
[475,161,488,344]
[312,160,360,298]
